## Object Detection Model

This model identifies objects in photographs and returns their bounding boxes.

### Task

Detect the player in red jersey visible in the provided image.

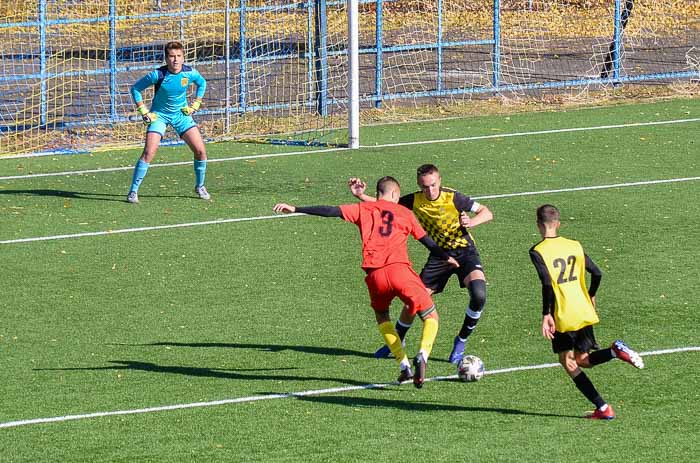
[273,176,458,388]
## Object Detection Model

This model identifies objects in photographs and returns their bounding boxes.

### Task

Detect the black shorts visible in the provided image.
[551,325,599,354]
[419,246,483,294]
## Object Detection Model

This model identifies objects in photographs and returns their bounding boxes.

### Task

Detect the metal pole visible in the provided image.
[180,0,185,43]
[437,0,443,92]
[225,0,231,133]
[39,0,47,126]
[307,0,315,107]
[314,0,329,116]
[348,0,359,149]
[239,0,247,112]
[109,0,117,122]
[613,0,622,82]
[492,0,501,89]
[374,0,383,108]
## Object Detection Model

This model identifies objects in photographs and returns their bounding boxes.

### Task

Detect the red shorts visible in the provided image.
[364,263,434,315]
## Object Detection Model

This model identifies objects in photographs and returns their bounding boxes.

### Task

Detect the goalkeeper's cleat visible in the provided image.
[611,340,644,369]
[412,354,426,389]
[448,336,466,364]
[126,191,139,204]
[586,404,615,420]
[397,366,414,383]
[195,186,211,200]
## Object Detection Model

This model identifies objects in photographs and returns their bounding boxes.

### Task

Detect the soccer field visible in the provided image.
[1,98,699,462]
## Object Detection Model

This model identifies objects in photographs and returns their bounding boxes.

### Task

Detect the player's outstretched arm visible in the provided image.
[273,203,296,213]
[273,204,342,218]
[348,177,376,202]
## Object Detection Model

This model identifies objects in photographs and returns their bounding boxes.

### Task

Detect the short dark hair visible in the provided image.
[376,176,400,195]
[536,204,560,224]
[164,41,185,55]
[416,164,439,178]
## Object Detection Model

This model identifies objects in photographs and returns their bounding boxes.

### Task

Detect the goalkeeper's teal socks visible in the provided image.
[129,159,150,193]
[194,160,207,188]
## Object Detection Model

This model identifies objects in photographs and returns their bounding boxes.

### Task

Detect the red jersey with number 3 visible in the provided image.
[339,200,427,270]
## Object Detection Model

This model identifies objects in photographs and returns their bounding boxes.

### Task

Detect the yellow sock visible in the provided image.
[378,321,407,365]
[419,317,439,359]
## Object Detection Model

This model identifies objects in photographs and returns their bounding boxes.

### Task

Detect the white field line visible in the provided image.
[0,214,290,245]
[0,147,350,181]
[2,175,699,245]
[1,346,697,430]
[1,117,698,182]
[369,117,700,149]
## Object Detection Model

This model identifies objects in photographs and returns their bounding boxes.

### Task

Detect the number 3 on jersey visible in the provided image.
[379,210,394,236]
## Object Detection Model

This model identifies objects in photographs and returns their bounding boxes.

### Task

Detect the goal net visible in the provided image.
[0,0,697,156]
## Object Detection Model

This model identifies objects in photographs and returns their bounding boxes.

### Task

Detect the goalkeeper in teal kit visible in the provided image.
[127,41,210,203]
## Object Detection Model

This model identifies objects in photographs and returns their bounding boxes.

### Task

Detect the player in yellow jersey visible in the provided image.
[349,164,493,364]
[529,204,644,420]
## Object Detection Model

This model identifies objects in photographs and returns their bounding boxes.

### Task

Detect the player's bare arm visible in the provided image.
[460,204,493,228]
[348,177,376,202]
[541,314,556,339]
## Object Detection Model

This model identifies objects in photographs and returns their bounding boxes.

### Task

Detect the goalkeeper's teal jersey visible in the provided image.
[130,65,206,116]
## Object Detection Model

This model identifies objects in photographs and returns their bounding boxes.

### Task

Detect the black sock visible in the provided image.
[572,370,606,409]
[458,280,486,339]
[395,320,411,341]
[588,348,614,366]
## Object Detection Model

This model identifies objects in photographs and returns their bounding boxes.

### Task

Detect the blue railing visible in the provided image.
[0,0,697,153]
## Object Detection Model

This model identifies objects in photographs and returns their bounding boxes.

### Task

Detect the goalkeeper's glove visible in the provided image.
[136,105,158,125]
[181,99,201,116]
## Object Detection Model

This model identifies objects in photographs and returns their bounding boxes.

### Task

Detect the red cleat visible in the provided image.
[413,354,426,389]
[586,405,616,420]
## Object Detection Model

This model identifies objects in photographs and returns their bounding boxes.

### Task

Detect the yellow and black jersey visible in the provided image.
[399,187,480,250]
[529,236,602,333]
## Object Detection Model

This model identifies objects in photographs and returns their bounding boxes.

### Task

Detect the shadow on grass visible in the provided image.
[119,341,377,360]
[35,360,371,386]
[0,189,194,201]
[0,189,125,202]
[296,395,581,418]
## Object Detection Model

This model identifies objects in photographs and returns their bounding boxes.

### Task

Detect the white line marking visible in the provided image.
[2,175,699,245]
[1,346,697,429]
[1,117,698,182]
[0,214,293,244]
[475,176,700,200]
[368,117,700,149]
[0,148,349,181]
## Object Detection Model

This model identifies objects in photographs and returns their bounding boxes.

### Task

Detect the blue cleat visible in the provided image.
[374,339,405,359]
[374,344,392,358]
[448,336,466,364]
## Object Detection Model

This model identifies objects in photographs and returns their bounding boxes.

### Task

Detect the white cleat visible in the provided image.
[195,185,211,200]
[612,340,645,369]
[127,191,139,204]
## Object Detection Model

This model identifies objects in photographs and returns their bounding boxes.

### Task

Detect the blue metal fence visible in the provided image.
[0,0,697,154]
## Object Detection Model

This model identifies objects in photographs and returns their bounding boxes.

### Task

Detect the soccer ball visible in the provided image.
[457,355,484,382]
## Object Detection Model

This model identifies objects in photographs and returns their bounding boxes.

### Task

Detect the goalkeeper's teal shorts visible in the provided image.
[147,111,197,137]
